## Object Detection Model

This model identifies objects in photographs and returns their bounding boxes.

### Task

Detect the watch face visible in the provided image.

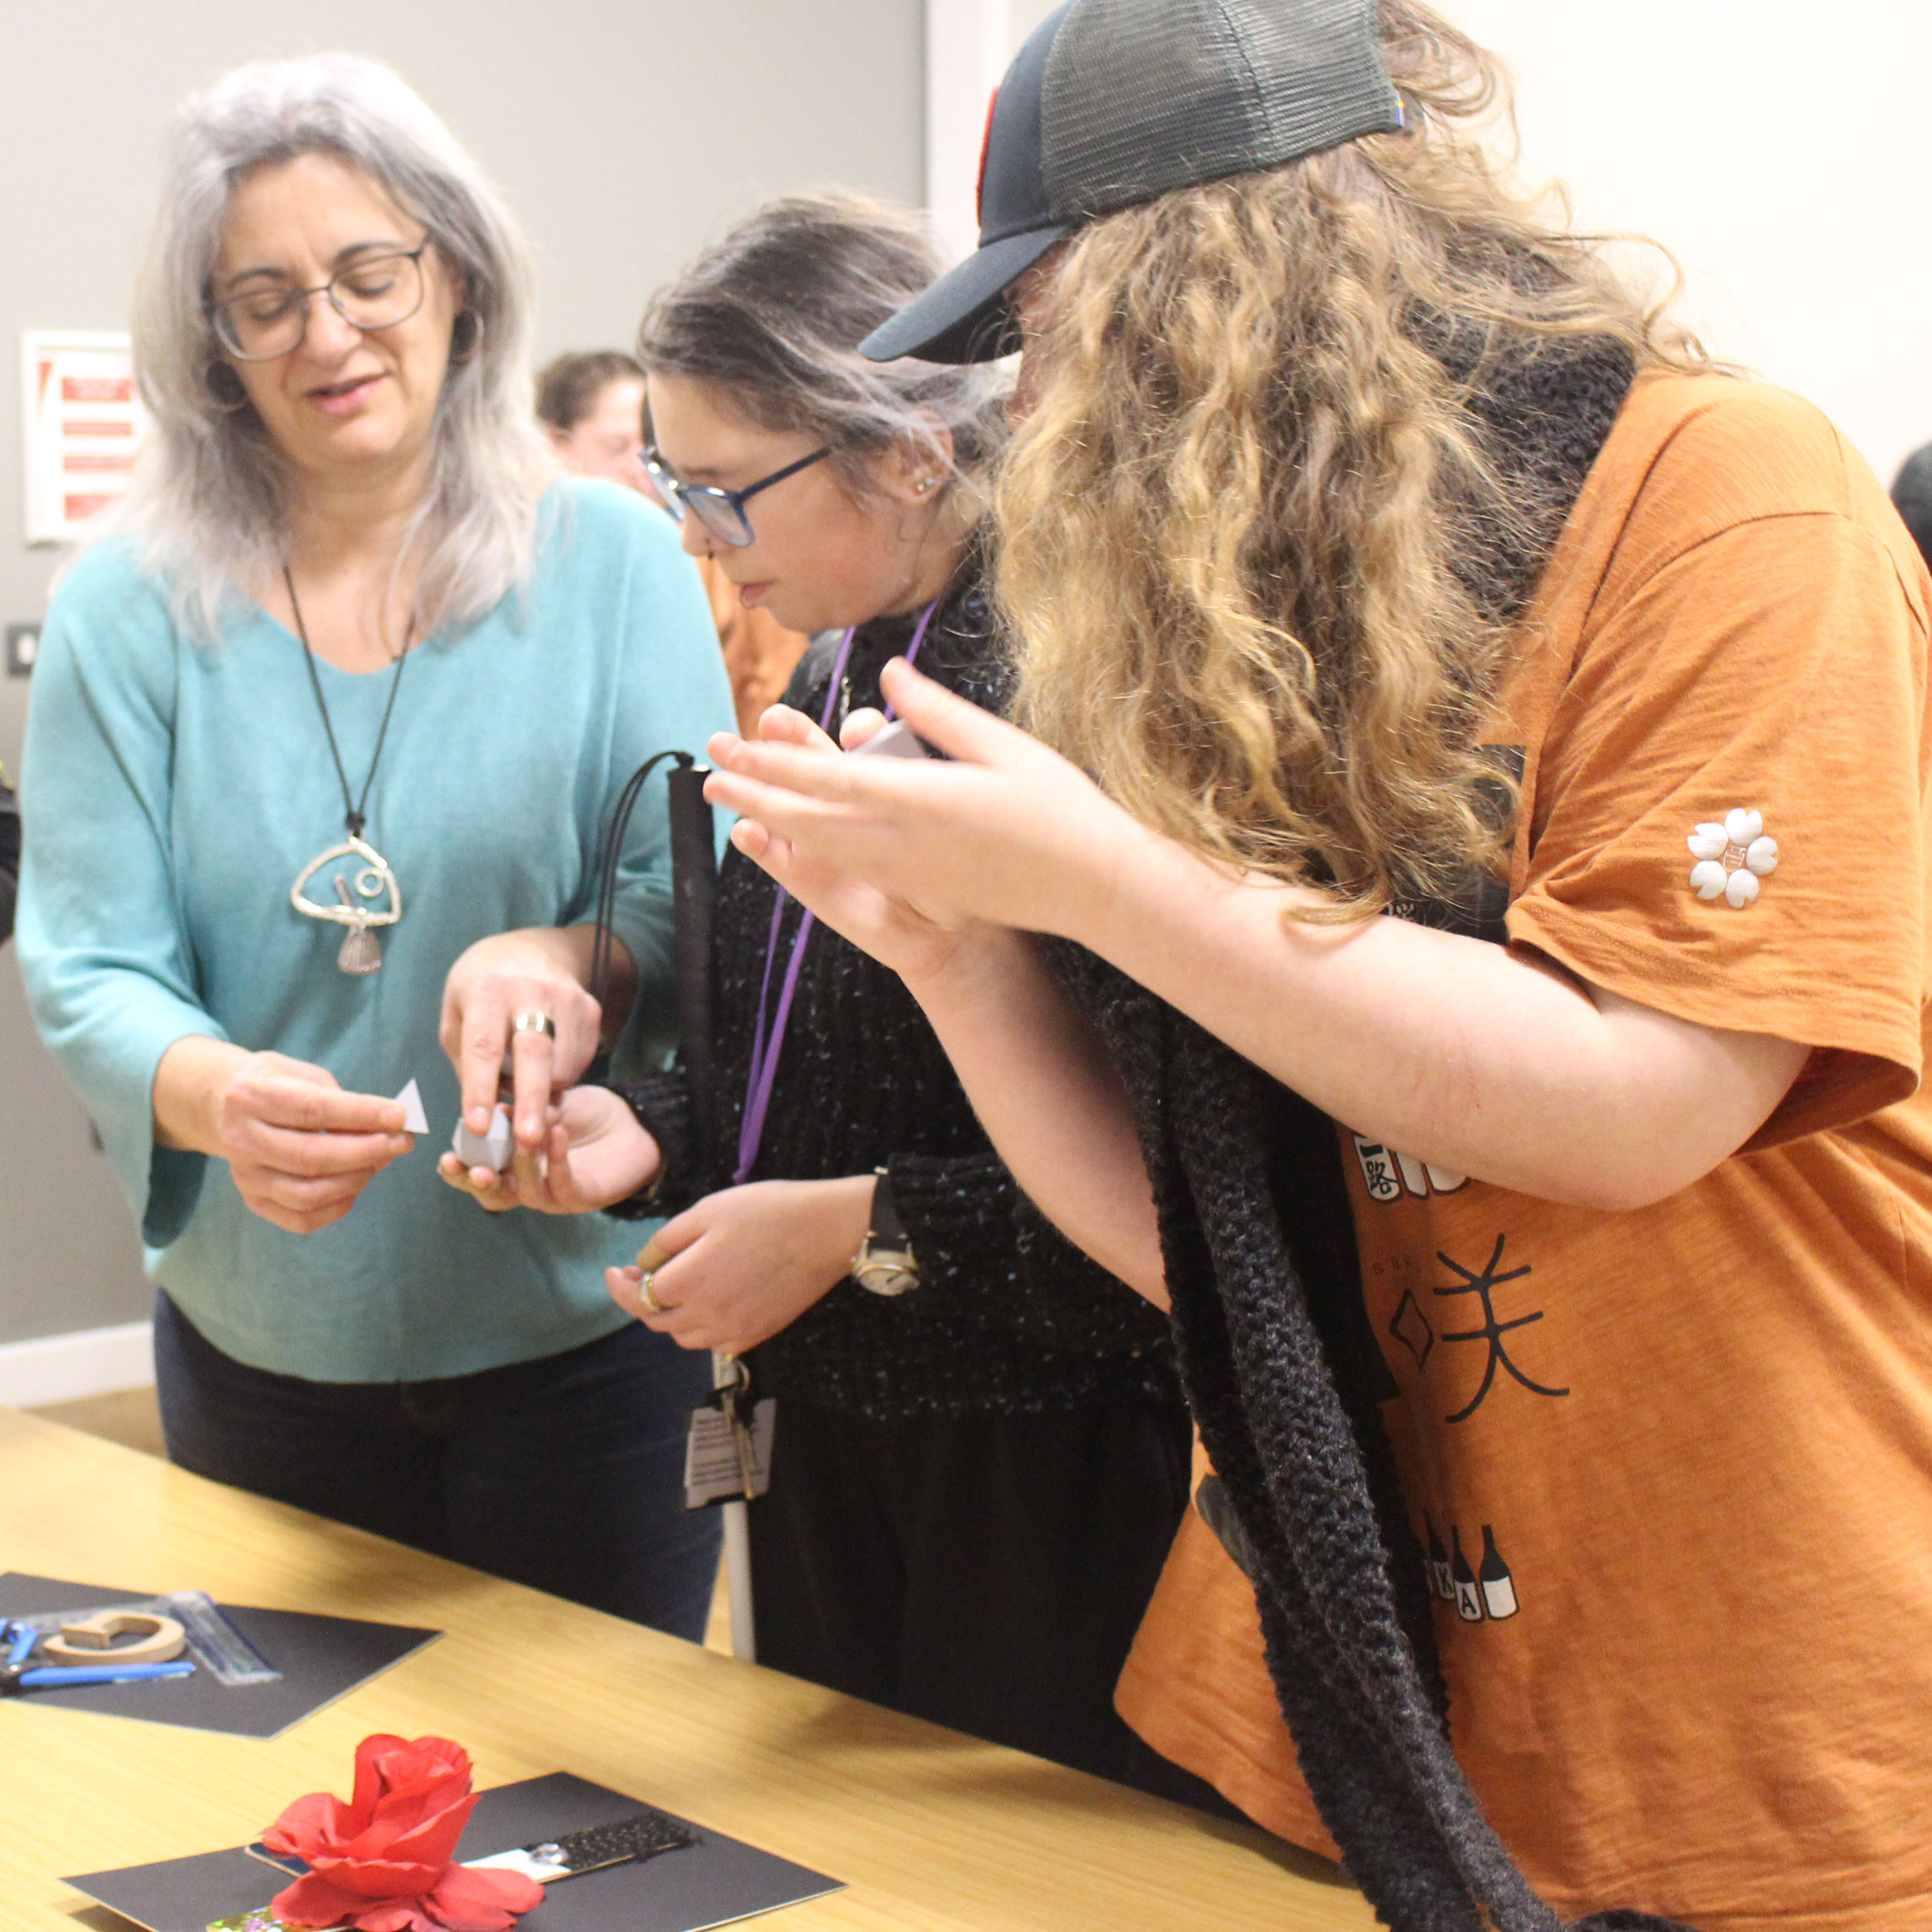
[854,1249,919,1297]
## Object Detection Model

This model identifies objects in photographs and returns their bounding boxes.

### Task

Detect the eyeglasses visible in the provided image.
[207,244,431,362]
[642,443,834,548]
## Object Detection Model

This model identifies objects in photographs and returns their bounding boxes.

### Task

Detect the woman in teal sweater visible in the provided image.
[16,53,733,1636]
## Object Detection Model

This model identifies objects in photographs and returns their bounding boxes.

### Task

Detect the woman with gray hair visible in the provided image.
[444,195,1199,1793]
[15,53,733,1638]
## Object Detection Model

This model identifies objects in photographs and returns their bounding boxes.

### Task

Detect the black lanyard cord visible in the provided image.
[284,565,416,841]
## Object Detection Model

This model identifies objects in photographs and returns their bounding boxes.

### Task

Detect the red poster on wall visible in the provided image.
[21,331,148,544]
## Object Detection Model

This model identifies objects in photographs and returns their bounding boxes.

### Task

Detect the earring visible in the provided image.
[206,362,252,414]
[916,475,938,494]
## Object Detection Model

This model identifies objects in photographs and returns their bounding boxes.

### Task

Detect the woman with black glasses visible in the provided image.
[442,194,1199,1795]
[16,54,732,1638]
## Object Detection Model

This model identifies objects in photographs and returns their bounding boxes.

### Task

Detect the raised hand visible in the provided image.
[704,660,1149,983]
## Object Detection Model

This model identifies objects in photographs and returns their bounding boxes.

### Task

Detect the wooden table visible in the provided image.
[0,1405,1374,1931]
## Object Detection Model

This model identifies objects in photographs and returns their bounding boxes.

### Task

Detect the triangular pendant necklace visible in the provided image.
[283,565,415,975]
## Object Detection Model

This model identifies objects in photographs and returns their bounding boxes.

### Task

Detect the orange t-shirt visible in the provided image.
[1114,1439,1342,1861]
[1356,372,1932,1929]
[1122,372,1932,1930]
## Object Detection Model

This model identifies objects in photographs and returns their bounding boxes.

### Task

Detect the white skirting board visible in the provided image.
[0,1321,154,1407]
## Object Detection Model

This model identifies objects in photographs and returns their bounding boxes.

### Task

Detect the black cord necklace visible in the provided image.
[283,565,417,975]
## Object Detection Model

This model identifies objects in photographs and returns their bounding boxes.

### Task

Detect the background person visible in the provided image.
[703,2,1932,1925]
[536,347,808,735]
[535,347,654,493]
[1891,437,1932,571]
[445,195,1199,1794]
[16,54,732,1639]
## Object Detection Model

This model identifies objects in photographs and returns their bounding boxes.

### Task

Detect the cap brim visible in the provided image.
[859,224,1067,365]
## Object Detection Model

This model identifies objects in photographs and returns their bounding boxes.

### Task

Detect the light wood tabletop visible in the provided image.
[0,1403,1375,1931]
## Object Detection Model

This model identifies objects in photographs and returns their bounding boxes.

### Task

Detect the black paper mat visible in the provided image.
[65,1771,843,1932]
[0,1572,438,1739]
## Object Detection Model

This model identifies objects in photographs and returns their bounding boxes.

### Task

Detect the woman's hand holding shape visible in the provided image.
[440,928,613,1158]
[608,1174,875,1356]
[706,663,1144,984]
[438,1085,661,1214]
[172,1045,412,1235]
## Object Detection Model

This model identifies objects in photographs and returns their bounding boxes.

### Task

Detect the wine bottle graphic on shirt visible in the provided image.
[1423,1511,1453,1601]
[1450,1527,1485,1622]
[1478,1524,1519,1621]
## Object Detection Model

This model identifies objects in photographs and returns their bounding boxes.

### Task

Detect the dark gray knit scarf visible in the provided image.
[1053,332,1701,1931]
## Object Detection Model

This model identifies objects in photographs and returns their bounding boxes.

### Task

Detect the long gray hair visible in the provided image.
[123,53,546,640]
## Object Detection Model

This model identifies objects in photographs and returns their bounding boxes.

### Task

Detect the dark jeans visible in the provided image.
[153,1292,721,1641]
[747,1394,1218,1797]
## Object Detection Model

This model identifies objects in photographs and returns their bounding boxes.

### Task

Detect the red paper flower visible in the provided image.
[262,1734,542,1931]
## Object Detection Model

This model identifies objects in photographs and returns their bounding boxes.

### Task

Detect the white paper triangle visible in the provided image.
[394,1078,429,1135]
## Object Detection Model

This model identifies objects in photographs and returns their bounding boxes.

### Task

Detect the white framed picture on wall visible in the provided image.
[21,331,147,545]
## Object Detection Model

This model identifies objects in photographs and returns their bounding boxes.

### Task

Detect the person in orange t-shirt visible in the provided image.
[1119,371,1932,1927]
[536,350,807,735]
[699,3,1932,1928]
[1342,370,1932,1927]
[1114,1437,1344,1864]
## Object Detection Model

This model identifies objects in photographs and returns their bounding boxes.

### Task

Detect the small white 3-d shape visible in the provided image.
[1688,808,1780,909]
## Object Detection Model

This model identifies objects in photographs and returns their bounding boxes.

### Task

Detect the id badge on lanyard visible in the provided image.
[683,1356,775,1510]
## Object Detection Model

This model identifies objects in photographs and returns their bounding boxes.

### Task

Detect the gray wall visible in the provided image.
[0,0,923,1345]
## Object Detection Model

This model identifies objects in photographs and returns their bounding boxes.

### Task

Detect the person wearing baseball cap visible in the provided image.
[860,0,1403,365]
[709,4,1932,1928]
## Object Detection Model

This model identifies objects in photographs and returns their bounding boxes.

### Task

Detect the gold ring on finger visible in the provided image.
[512,1010,556,1039]
[638,1270,665,1316]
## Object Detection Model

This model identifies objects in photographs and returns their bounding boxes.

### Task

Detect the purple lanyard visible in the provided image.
[733,597,941,1185]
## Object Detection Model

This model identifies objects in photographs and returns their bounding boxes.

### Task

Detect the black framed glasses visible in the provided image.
[642,443,834,548]
[207,243,431,362]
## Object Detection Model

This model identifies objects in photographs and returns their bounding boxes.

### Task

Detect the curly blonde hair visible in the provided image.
[999,1,1709,916]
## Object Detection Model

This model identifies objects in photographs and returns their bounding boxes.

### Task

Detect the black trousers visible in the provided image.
[746,1395,1199,1789]
[154,1292,721,1642]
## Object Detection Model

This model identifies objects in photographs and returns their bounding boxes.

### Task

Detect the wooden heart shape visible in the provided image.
[290,834,402,929]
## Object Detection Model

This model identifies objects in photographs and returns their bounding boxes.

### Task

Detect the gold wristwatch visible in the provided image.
[850,1166,919,1297]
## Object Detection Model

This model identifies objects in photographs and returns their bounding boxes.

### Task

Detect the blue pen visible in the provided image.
[6,1660,195,1693]
[5,1622,36,1669]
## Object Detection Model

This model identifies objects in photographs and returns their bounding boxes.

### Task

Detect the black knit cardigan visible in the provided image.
[1050,335,1700,1932]
[610,547,1180,1422]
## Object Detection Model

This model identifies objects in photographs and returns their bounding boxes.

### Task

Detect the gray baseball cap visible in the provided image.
[862,0,1403,365]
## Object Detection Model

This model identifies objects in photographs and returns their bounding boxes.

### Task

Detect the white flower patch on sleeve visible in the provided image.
[1687,808,1780,908]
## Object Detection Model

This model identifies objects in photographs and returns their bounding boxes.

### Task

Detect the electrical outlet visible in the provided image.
[6,624,40,677]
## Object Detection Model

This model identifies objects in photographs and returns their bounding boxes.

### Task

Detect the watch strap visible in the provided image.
[868,1165,909,1245]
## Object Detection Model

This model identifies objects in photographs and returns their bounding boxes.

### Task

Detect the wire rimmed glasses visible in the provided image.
[207,244,431,362]
[643,443,834,548]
